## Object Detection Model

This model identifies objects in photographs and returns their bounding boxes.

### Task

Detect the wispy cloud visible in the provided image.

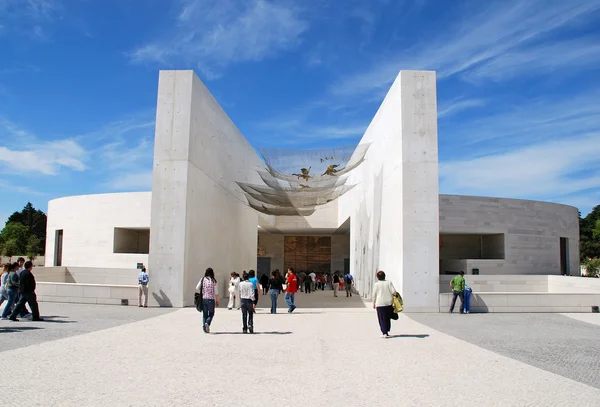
[256,117,366,145]
[0,0,63,39]
[440,133,600,202]
[438,98,487,119]
[130,0,308,78]
[107,171,152,191]
[0,140,86,175]
[330,0,600,97]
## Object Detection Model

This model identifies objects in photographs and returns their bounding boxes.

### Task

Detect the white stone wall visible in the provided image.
[45,193,151,269]
[440,195,579,275]
[338,71,440,312]
[149,71,264,307]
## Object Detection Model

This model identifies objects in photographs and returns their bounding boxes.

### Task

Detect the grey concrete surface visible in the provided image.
[1,293,599,406]
[408,312,600,389]
[0,303,175,352]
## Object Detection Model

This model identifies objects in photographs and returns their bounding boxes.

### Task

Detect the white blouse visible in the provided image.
[372,280,397,307]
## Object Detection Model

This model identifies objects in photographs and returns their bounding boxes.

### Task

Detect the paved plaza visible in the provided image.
[1,292,599,406]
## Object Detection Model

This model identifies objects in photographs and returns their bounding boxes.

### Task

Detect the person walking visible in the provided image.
[449,271,466,314]
[284,267,298,313]
[304,272,311,294]
[372,270,396,338]
[248,270,260,313]
[309,271,316,292]
[137,267,149,307]
[239,272,255,333]
[259,273,269,295]
[344,272,354,297]
[196,268,220,333]
[9,261,43,322]
[0,264,10,308]
[268,271,284,314]
[332,271,340,297]
[228,272,241,310]
[1,263,19,320]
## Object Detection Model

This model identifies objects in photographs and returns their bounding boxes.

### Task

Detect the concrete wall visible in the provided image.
[548,275,600,293]
[45,192,151,269]
[439,195,579,275]
[257,233,284,272]
[338,70,440,312]
[35,266,140,285]
[37,283,138,306]
[149,70,264,307]
[331,235,350,273]
[439,274,549,293]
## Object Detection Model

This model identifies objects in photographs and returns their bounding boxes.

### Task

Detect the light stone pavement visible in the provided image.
[1,292,599,407]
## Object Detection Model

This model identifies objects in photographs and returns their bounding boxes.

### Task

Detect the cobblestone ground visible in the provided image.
[408,313,600,389]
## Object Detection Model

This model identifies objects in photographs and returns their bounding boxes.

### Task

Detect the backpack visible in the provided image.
[344,274,353,284]
[194,278,204,312]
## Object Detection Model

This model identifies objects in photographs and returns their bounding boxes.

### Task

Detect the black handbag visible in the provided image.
[195,278,204,312]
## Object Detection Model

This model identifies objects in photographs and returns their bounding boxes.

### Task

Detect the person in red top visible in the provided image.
[284,267,298,313]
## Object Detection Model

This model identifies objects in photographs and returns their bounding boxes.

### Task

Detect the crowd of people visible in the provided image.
[194,266,389,335]
[0,257,43,321]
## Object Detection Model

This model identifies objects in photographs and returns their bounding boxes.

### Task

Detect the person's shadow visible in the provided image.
[152,290,172,307]
[387,334,429,339]
[211,331,292,335]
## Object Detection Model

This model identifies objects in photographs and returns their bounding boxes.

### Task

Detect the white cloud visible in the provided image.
[257,117,366,144]
[0,139,85,175]
[108,171,152,191]
[438,98,487,119]
[330,0,600,97]
[440,134,600,209]
[130,0,308,77]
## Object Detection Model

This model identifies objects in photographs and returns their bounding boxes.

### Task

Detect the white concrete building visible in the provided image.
[44,70,581,310]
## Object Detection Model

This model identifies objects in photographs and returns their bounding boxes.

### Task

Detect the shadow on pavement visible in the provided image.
[387,334,429,339]
[0,326,43,333]
[40,316,77,324]
[211,331,292,335]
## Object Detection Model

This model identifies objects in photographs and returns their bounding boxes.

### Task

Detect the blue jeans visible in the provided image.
[284,292,295,310]
[269,289,279,314]
[202,299,215,327]
[2,289,18,318]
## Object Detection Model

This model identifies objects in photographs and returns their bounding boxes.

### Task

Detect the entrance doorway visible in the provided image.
[257,257,271,278]
[560,237,569,275]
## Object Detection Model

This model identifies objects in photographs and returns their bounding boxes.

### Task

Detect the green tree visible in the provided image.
[26,235,43,262]
[1,239,19,259]
[0,222,29,255]
[6,202,47,255]
[593,219,600,241]
[580,205,600,261]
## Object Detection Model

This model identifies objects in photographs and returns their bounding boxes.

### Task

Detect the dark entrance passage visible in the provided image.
[257,257,271,277]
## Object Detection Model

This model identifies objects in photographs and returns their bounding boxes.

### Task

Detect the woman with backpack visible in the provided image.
[195,268,220,333]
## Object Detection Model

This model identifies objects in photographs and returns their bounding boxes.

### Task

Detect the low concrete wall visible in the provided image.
[37,282,138,306]
[33,266,141,306]
[440,275,548,293]
[548,275,600,293]
[34,266,139,286]
[440,292,600,313]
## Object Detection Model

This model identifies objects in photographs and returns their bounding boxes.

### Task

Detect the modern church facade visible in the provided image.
[44,70,581,310]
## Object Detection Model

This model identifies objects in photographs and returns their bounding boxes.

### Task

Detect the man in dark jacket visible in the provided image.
[9,261,43,322]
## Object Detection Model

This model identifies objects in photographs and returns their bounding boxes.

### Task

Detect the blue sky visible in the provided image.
[1,0,600,226]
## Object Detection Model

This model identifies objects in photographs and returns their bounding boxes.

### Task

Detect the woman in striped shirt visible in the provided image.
[196,268,220,333]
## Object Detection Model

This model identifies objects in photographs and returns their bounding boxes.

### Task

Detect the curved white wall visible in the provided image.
[45,191,579,277]
[439,195,579,276]
[45,192,151,268]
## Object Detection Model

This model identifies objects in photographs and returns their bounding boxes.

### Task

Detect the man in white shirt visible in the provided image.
[309,271,316,292]
[239,272,256,333]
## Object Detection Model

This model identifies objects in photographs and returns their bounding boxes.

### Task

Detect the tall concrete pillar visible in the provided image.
[149,71,263,307]
[339,70,440,312]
